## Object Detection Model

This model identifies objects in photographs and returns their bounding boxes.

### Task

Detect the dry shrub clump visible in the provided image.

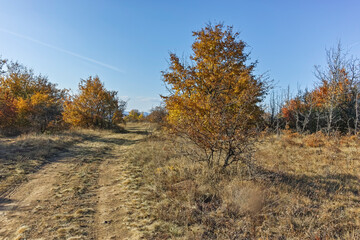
[340,134,360,147]
[128,130,360,239]
[303,131,326,147]
[281,129,303,147]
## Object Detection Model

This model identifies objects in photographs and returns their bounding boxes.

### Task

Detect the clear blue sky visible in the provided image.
[0,0,359,111]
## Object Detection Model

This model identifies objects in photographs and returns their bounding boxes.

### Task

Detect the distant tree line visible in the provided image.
[0,56,168,136]
[265,43,360,135]
[2,37,358,139]
[124,106,167,124]
[0,58,127,135]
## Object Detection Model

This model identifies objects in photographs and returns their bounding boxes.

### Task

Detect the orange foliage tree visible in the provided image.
[280,43,360,134]
[63,76,126,129]
[162,24,268,168]
[124,109,145,122]
[146,105,167,124]
[281,90,316,133]
[0,89,17,131]
[0,59,65,134]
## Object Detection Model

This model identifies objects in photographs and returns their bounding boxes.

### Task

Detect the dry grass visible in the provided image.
[127,130,360,239]
[1,128,115,239]
[0,128,119,197]
[1,124,359,239]
[0,131,87,196]
[0,124,147,239]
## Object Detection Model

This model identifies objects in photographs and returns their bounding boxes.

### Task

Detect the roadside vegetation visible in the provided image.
[131,23,360,239]
[127,128,360,239]
[1,22,360,239]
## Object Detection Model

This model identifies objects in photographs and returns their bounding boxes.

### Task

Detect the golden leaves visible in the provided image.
[162,24,267,168]
[62,76,125,128]
[0,61,64,133]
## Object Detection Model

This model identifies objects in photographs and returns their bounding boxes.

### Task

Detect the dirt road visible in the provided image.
[0,124,154,240]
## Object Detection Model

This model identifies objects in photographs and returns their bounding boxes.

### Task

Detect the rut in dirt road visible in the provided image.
[0,125,154,240]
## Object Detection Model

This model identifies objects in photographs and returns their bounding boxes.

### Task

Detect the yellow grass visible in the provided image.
[1,124,359,239]
[0,131,87,196]
[126,129,360,239]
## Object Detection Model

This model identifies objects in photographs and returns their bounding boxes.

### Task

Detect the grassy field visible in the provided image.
[0,131,86,196]
[127,129,360,239]
[0,124,359,239]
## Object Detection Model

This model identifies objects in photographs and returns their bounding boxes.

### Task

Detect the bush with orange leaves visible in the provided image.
[280,43,360,134]
[162,24,268,169]
[303,131,326,147]
[280,128,303,147]
[63,76,126,129]
[0,58,65,135]
[146,105,167,124]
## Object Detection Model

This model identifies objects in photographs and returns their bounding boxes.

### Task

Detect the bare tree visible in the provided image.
[315,42,348,134]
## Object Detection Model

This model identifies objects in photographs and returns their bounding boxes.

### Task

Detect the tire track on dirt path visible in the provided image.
[95,125,156,240]
[0,153,74,238]
[0,124,155,239]
[0,134,110,240]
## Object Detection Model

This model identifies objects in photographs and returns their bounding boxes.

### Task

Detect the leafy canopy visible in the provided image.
[0,58,65,134]
[63,76,126,129]
[162,23,267,168]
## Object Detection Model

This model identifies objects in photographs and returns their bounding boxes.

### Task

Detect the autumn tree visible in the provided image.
[124,109,145,122]
[0,59,16,131]
[279,43,360,134]
[162,23,268,169]
[0,88,17,132]
[281,89,316,133]
[0,58,65,134]
[62,76,126,129]
[147,105,167,124]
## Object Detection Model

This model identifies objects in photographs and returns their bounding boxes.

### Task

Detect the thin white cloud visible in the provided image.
[135,96,161,102]
[0,28,124,73]
[123,96,162,112]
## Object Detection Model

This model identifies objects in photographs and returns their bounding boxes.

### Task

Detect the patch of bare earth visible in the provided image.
[0,124,155,240]
[95,125,156,240]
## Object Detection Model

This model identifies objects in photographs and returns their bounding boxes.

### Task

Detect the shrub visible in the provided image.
[146,105,167,124]
[162,23,268,169]
[0,58,65,134]
[124,109,145,122]
[303,131,326,147]
[63,76,126,129]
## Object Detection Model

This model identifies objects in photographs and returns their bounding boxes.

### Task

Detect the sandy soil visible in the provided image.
[0,124,152,240]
